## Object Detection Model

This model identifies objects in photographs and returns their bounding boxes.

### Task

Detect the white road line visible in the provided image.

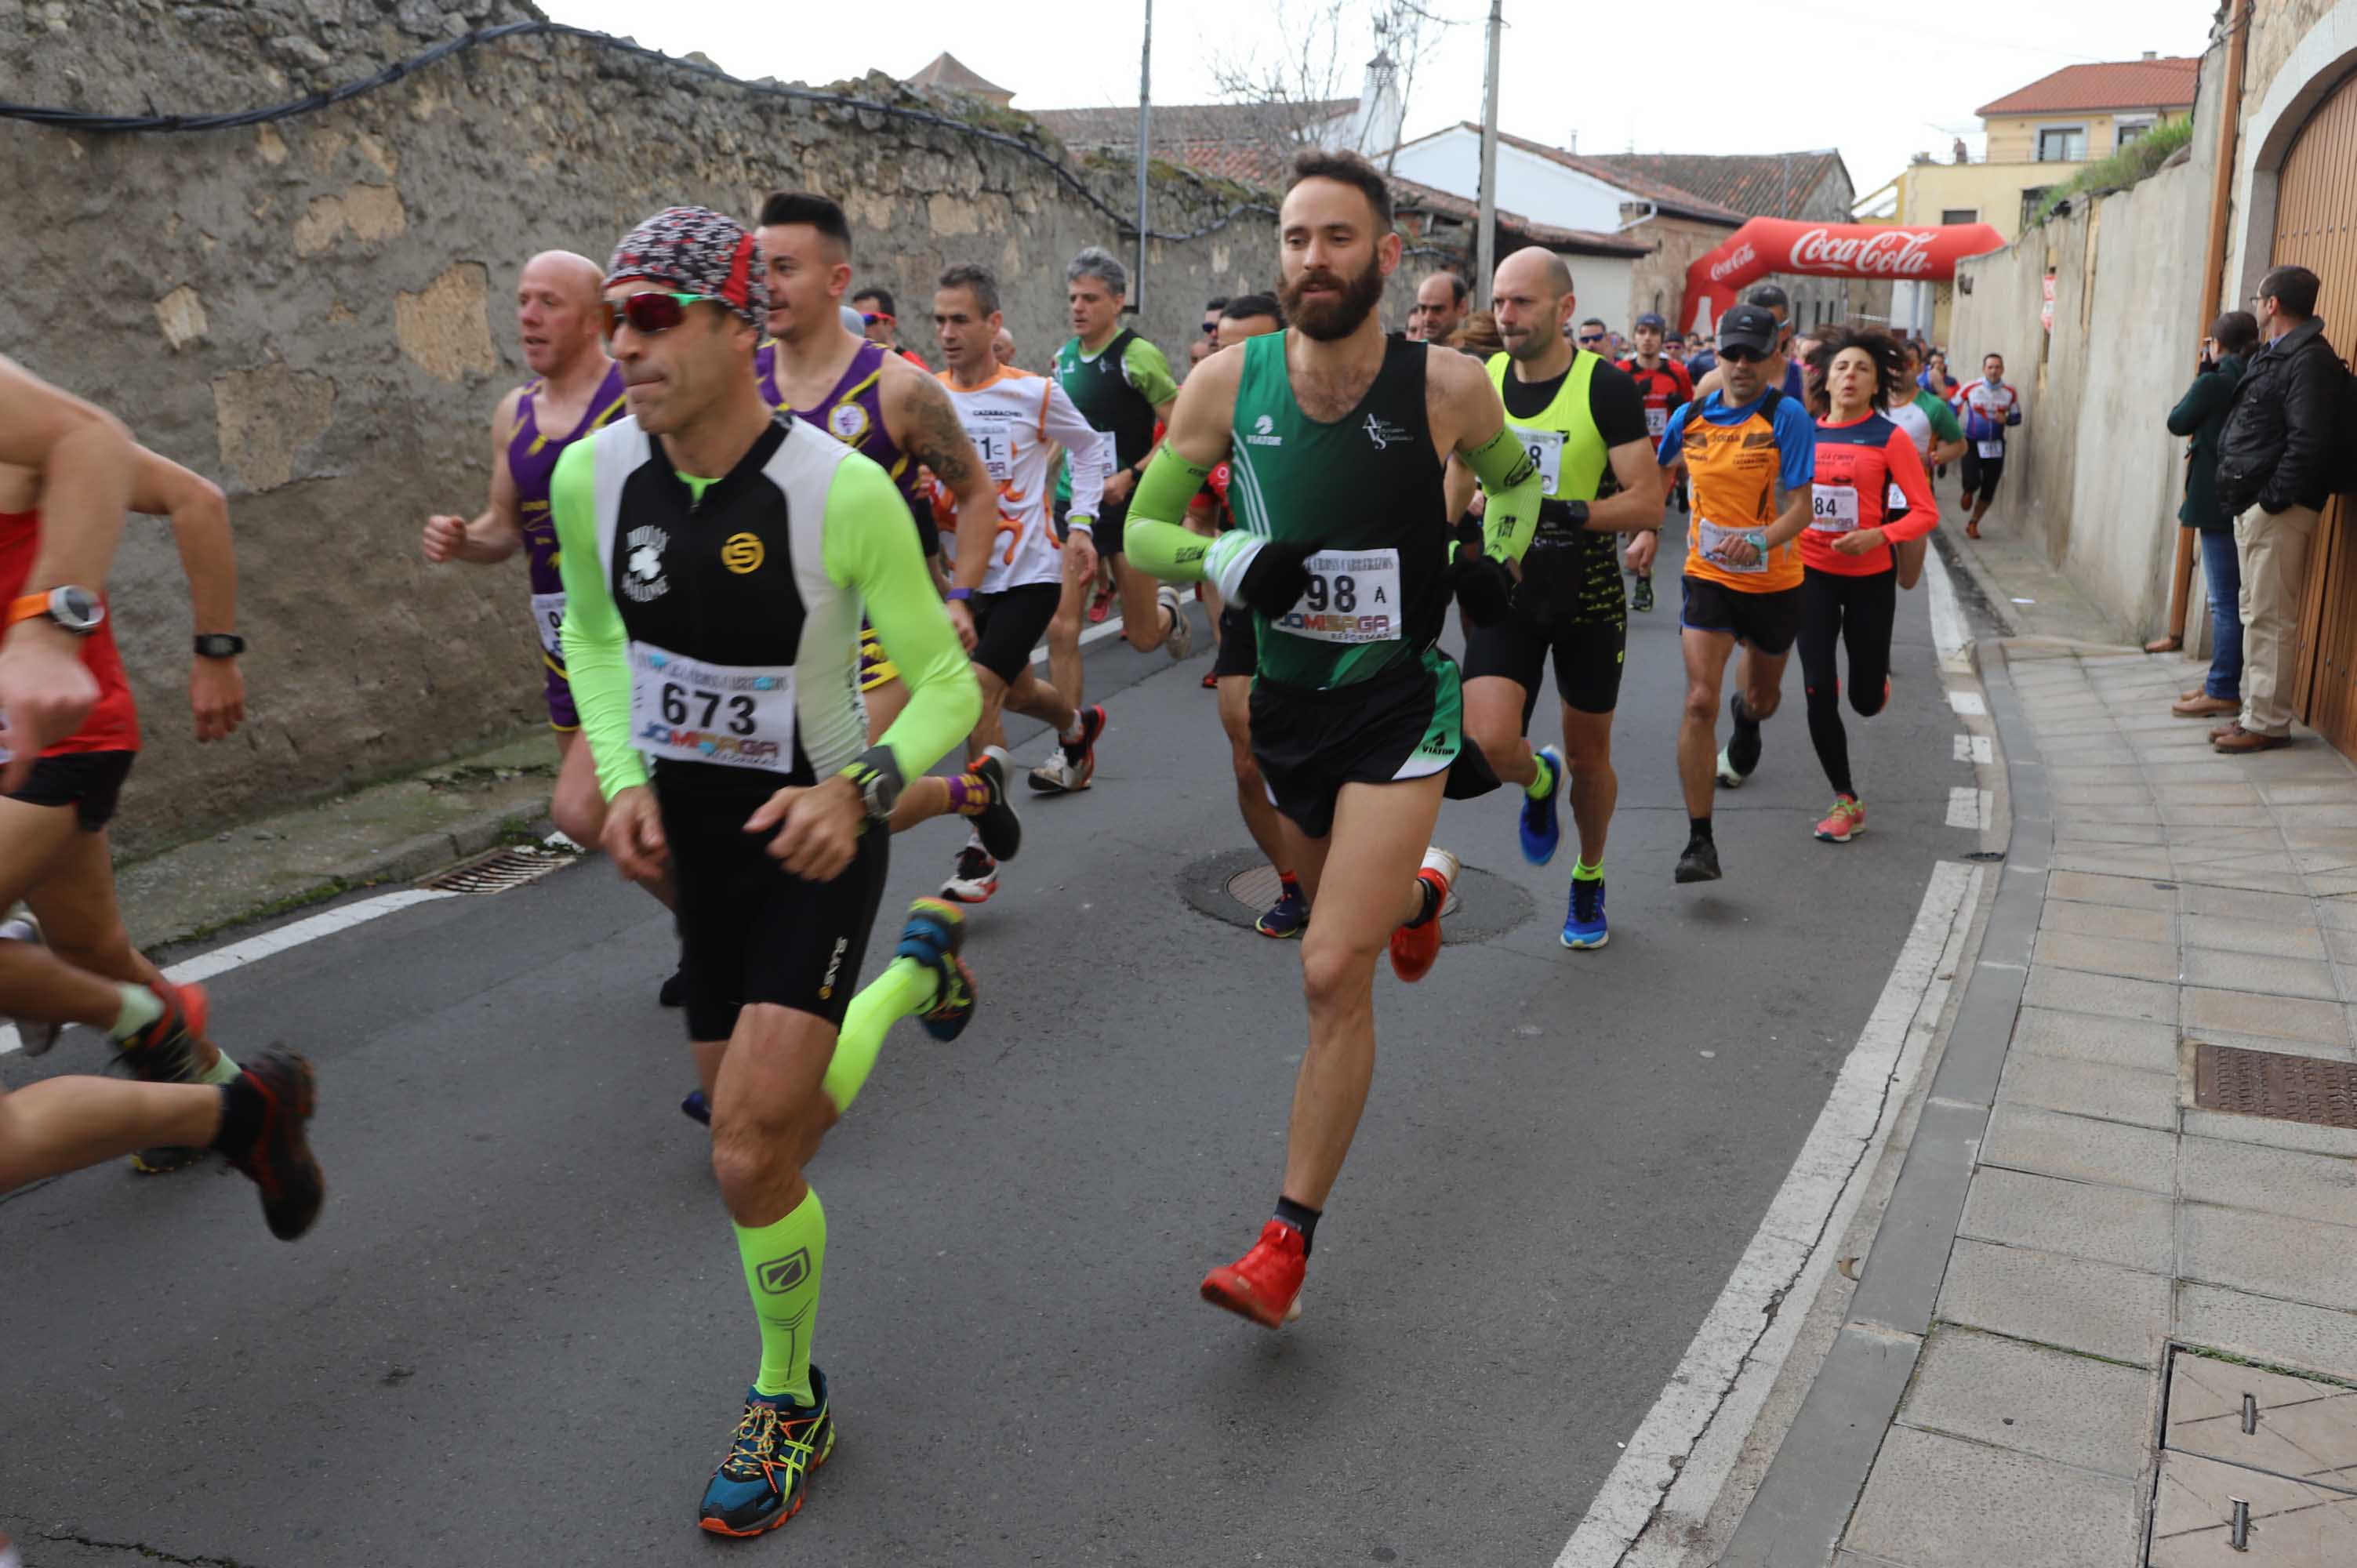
[1947,690,1987,716]
[1027,608,1136,671]
[0,887,460,1056]
[1945,786,1992,829]
[1924,539,1969,663]
[1554,860,1980,1568]
[1953,734,1994,765]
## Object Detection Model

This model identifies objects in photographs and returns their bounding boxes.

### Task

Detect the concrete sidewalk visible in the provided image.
[1750,526,2357,1566]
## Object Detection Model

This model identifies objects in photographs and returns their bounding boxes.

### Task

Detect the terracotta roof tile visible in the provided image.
[1388,174,1651,256]
[1585,151,1847,219]
[1975,57,2199,117]
[1419,125,1744,226]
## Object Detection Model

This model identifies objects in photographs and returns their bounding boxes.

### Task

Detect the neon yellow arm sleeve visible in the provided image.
[1461,424,1544,566]
[1120,445,1215,583]
[552,440,651,802]
[821,457,980,786]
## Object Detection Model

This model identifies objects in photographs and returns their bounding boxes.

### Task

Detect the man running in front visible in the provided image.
[1122,150,1542,1328]
[1658,302,1817,884]
[1616,310,1691,610]
[1454,247,1662,952]
[553,208,982,1537]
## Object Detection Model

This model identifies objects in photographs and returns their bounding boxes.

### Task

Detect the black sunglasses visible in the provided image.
[1719,346,1768,364]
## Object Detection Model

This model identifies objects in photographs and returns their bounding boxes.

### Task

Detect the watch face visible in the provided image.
[54,587,101,630]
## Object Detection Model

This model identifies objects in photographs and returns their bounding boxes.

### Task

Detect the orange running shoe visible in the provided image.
[1200,1219,1307,1328]
[1386,847,1459,983]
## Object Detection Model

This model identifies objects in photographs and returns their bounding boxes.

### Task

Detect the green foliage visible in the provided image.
[2035,116,2197,223]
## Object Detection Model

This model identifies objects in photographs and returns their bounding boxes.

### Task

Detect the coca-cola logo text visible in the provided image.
[1706,243,1755,284]
[1788,227,1938,277]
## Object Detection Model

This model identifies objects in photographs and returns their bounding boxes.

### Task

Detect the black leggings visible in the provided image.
[1797,565,1898,800]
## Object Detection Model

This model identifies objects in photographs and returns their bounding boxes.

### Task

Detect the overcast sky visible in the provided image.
[545,0,2216,205]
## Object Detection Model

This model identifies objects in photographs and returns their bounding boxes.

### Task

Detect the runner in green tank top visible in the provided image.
[1119,150,1545,1332]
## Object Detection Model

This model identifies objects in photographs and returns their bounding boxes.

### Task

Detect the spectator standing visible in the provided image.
[2166,310,2258,721]
[2213,265,2348,753]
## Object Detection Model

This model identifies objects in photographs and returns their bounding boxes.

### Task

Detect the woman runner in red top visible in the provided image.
[1797,327,1938,844]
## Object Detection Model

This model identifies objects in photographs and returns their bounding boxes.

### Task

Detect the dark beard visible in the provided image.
[1280,256,1386,342]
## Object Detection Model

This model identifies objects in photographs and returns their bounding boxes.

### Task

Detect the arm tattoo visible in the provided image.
[905,380,981,492]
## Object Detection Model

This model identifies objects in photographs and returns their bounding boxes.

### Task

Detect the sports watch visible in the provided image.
[837,747,904,822]
[194,633,246,659]
[5,586,104,637]
[944,587,975,602]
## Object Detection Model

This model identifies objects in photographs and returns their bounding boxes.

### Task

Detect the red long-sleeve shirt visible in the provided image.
[1801,411,1939,576]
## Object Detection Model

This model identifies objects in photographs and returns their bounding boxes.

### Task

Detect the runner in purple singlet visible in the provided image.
[422,252,681,996]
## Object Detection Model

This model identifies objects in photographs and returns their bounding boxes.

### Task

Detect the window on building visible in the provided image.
[1940,208,1980,227]
[2036,125,2087,162]
[2115,118,2155,148]
[2020,187,2054,229]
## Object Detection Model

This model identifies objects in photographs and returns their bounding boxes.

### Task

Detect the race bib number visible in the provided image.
[628,642,797,772]
[1698,520,1769,574]
[1517,428,1563,497]
[1808,484,1860,533]
[529,590,567,660]
[1975,438,2004,459]
[1645,407,1669,440]
[968,426,1013,482]
[1274,549,1402,644]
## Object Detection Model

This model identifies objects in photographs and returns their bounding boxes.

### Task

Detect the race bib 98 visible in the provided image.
[628,642,797,772]
[1274,548,1403,644]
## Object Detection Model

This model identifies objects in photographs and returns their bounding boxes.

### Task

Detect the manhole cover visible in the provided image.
[2149,1346,2357,1563]
[1178,848,1534,942]
[418,844,578,895]
[2192,1042,2357,1129]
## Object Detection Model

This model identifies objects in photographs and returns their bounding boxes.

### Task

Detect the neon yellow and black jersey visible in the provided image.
[1488,349,1651,626]
[552,414,979,804]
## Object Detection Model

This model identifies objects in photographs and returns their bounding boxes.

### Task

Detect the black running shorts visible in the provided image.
[1461,615,1627,722]
[1960,448,2005,500]
[969,582,1061,685]
[1680,575,1802,656]
[1248,648,1496,840]
[658,775,891,1042]
[7,749,136,832]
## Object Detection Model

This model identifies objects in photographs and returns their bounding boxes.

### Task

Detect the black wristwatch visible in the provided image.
[837,747,904,821]
[1564,499,1593,530]
[194,633,246,659]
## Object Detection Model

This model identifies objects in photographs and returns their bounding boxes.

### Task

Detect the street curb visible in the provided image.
[1719,637,2050,1566]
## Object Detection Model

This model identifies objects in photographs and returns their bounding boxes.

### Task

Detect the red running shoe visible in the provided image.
[1386,847,1459,983]
[1200,1219,1306,1328]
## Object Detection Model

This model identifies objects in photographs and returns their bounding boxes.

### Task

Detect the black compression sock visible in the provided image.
[1731,695,1760,730]
[1404,874,1442,929]
[1688,816,1715,844]
[207,1072,262,1155]
[1273,1196,1322,1254]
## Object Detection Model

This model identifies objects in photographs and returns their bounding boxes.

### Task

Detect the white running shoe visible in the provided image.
[939,844,1000,904]
[1159,585,1193,661]
[0,914,61,1056]
[1715,745,1746,789]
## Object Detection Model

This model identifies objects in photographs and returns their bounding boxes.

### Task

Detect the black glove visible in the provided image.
[1235,539,1317,618]
[1451,546,1516,627]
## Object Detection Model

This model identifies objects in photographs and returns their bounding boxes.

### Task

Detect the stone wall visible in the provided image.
[0,2,1382,855]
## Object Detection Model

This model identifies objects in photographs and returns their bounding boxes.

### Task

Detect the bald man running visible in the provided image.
[422,255,677,978]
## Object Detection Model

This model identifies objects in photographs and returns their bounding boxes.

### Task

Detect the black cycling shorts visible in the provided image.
[658,774,891,1042]
[969,582,1061,685]
[1248,648,1496,840]
[1461,615,1627,721]
[1213,604,1257,680]
[1680,575,1802,656]
[1960,448,2005,500]
[7,749,136,832]
[1053,496,1128,559]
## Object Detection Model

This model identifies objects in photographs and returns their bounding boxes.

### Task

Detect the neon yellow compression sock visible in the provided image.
[1524,751,1555,800]
[820,958,938,1116]
[1574,858,1604,882]
[735,1185,826,1403]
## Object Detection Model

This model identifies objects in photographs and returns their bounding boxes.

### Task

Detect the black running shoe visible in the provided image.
[1724,692,1763,780]
[216,1051,325,1241]
[659,969,687,1008]
[1632,575,1654,614]
[117,982,212,1175]
[1675,837,1723,884]
[968,748,1022,862]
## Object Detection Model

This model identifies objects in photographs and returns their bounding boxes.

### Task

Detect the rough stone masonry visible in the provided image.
[0,0,1343,854]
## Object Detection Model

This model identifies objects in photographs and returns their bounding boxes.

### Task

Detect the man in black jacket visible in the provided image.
[2213,265,2346,753]
[2168,310,2257,720]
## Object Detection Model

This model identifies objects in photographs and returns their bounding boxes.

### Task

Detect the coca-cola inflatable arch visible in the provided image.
[1680,217,2007,335]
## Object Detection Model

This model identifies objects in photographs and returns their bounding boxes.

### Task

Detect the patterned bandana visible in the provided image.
[606,205,767,328]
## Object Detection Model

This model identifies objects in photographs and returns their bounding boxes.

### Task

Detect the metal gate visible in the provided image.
[2273,71,2357,753]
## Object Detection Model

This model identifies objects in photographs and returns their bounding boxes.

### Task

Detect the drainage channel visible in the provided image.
[417,843,579,895]
[1178,848,1534,942]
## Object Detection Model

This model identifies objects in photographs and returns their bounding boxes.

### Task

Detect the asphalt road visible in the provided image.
[2,523,1980,1567]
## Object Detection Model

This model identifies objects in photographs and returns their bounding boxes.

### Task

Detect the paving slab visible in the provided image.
[2181,1108,2357,1158]
[2021,965,2177,1025]
[1900,1327,2156,1478]
[2176,1283,2357,1385]
[1957,1166,2174,1272]
[2049,869,2181,911]
[2179,946,2341,1000]
[2012,1006,2181,1073]
[2181,1203,2357,1313]
[2177,884,2319,924]
[1996,1053,2181,1131]
[2183,913,2326,960]
[2165,1352,2357,1484]
[2042,899,2175,945]
[2148,1448,2357,1566]
[2177,1138,2357,1232]
[1937,1238,2171,1365]
[2030,928,2181,984]
[1843,1425,2142,1568]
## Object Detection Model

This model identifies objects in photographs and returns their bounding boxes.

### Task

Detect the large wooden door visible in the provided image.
[2273,71,2357,752]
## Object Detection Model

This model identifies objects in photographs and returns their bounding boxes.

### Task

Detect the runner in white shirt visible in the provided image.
[1883,340,1967,586]
[927,263,1112,901]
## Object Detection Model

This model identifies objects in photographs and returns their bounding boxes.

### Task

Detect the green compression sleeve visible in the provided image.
[1120,446,1215,583]
[735,1186,824,1403]
[821,457,980,786]
[1461,423,1544,566]
[553,440,651,801]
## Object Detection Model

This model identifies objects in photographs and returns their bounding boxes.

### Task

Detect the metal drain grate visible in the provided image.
[1224,863,1458,920]
[2192,1042,2357,1129]
[418,844,578,895]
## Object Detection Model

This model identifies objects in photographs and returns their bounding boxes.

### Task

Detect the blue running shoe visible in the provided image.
[697,1369,834,1537]
[1520,745,1565,866]
[1255,876,1309,938]
[1561,875,1609,949]
[681,1088,712,1126]
[895,898,978,1042]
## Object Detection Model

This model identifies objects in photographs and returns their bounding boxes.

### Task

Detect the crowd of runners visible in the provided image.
[0,146,1963,1552]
